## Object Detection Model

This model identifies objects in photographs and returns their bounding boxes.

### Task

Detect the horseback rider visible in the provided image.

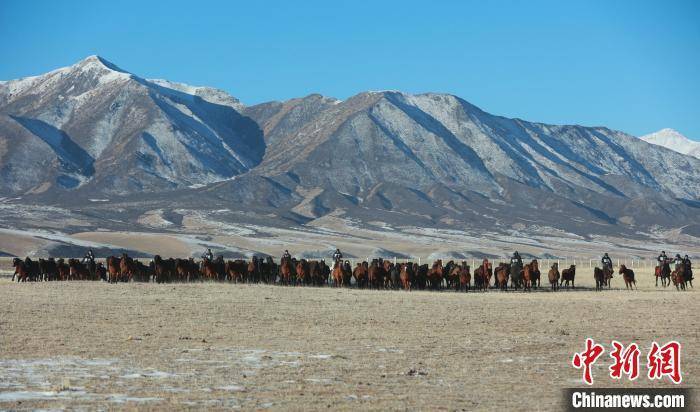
[333,248,343,264]
[674,254,684,271]
[201,248,213,261]
[510,251,523,268]
[657,251,668,267]
[683,255,693,280]
[83,248,95,264]
[282,250,291,261]
[601,253,613,271]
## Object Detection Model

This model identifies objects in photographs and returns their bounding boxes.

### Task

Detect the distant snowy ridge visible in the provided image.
[0,55,265,195]
[641,128,700,159]
[2,55,700,237]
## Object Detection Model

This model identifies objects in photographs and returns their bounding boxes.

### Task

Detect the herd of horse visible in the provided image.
[9,254,694,291]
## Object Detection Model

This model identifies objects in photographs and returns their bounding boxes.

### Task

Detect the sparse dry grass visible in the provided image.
[0,273,698,410]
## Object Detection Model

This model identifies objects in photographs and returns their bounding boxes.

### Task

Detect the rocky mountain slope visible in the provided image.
[0,56,264,195]
[2,56,700,245]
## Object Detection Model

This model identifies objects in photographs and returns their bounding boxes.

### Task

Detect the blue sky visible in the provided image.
[1,0,699,139]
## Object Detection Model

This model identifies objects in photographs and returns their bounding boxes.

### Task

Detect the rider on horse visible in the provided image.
[83,249,95,264]
[282,250,291,261]
[674,254,684,271]
[683,255,693,280]
[601,253,613,271]
[333,248,343,264]
[657,251,668,267]
[201,248,213,261]
[510,251,523,268]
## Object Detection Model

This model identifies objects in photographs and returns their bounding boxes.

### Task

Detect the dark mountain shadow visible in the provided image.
[384,93,492,178]
[136,78,265,170]
[367,110,433,175]
[570,201,617,224]
[10,116,94,176]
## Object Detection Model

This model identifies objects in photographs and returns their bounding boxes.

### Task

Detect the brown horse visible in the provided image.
[353,262,368,288]
[473,259,492,291]
[655,261,671,287]
[427,260,444,290]
[455,263,471,292]
[295,259,309,286]
[153,255,173,283]
[494,263,510,291]
[618,265,637,290]
[382,261,394,289]
[199,259,217,281]
[119,253,135,282]
[280,257,293,285]
[560,265,576,289]
[106,256,121,283]
[12,258,31,282]
[529,259,540,288]
[602,265,613,289]
[95,263,107,281]
[368,260,384,289]
[68,258,91,280]
[523,262,534,291]
[56,258,70,281]
[331,261,345,287]
[594,267,605,291]
[399,263,412,291]
[671,265,685,291]
[225,260,247,283]
[548,263,560,291]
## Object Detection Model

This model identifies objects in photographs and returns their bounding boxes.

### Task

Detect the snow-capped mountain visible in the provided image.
[2,56,700,237]
[641,128,700,159]
[0,55,264,195]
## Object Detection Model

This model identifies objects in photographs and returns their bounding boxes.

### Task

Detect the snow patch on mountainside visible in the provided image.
[641,128,700,159]
[148,79,244,110]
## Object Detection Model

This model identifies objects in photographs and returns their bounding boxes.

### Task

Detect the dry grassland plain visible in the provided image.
[0,265,697,410]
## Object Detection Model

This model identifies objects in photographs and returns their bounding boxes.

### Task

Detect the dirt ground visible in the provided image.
[0,274,697,411]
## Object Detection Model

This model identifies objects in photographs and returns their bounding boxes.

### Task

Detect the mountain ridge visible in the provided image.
[641,128,700,159]
[2,55,700,242]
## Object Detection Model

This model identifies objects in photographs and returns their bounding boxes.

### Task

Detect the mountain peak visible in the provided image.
[641,128,700,159]
[78,55,127,73]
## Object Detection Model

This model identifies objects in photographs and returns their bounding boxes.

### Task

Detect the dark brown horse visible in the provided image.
[295,259,309,286]
[368,260,385,289]
[602,265,613,289]
[119,253,135,282]
[548,263,560,291]
[494,263,510,291]
[153,255,172,283]
[225,260,247,283]
[455,262,471,292]
[56,258,70,281]
[529,259,541,288]
[655,261,671,288]
[280,257,293,285]
[618,265,637,290]
[12,258,32,282]
[523,262,535,291]
[671,265,685,291]
[68,258,91,280]
[473,259,492,291]
[427,260,443,290]
[560,265,576,289]
[106,256,121,283]
[353,262,368,288]
[594,267,605,291]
